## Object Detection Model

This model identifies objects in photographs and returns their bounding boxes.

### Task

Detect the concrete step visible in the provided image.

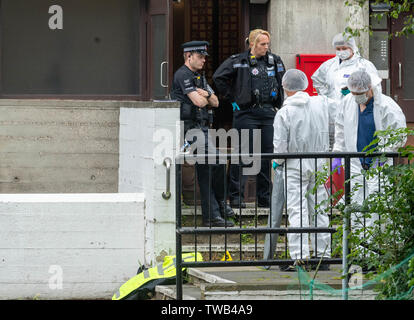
[155,283,377,300]
[182,205,341,217]
[182,232,268,245]
[182,243,288,261]
[182,205,275,217]
[154,284,202,300]
[181,206,341,230]
[181,230,338,257]
[180,205,340,254]
[181,228,338,249]
[154,266,378,300]
[181,245,338,262]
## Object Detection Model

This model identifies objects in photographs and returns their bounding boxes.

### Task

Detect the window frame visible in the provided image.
[0,0,149,101]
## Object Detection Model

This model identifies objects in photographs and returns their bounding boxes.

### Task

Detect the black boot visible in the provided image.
[202,216,235,227]
[218,201,235,218]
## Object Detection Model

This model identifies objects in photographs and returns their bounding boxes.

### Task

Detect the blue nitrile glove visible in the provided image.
[332,158,342,174]
[231,102,240,111]
[341,88,351,96]
[272,161,280,170]
[372,158,385,169]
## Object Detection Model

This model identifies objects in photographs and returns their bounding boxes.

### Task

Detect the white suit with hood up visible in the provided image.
[333,79,407,232]
[273,91,336,259]
[311,48,380,148]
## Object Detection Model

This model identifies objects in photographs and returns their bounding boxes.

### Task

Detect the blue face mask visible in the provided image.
[341,88,351,96]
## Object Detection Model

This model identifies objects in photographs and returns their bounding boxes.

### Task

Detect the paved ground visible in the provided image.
[190,265,345,289]
[155,265,380,300]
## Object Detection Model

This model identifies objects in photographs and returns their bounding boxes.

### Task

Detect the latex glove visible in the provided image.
[332,158,342,174]
[231,102,240,111]
[372,159,385,169]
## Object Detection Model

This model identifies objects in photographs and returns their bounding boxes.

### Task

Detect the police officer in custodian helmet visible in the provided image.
[170,41,235,227]
[213,29,286,208]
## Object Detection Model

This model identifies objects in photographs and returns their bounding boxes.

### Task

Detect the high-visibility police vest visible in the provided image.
[112,252,203,300]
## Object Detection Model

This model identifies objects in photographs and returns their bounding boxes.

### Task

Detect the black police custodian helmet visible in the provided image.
[182,40,209,56]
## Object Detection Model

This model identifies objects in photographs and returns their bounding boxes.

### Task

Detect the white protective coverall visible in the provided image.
[311,50,380,148]
[333,84,407,233]
[273,91,336,259]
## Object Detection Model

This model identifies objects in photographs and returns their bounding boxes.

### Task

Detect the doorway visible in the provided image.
[391,14,414,122]
[172,0,269,204]
[172,0,250,130]
[390,13,414,146]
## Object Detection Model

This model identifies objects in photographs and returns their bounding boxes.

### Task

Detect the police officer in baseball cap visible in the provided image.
[170,40,235,227]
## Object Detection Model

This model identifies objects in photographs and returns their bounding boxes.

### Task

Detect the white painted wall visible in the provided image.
[118,104,180,267]
[0,193,145,300]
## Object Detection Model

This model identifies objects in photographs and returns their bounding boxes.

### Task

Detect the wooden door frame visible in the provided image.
[390,13,414,122]
[178,0,250,69]
[0,0,147,100]
[147,0,172,100]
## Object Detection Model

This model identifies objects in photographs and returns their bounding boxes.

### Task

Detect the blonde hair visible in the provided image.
[247,29,270,49]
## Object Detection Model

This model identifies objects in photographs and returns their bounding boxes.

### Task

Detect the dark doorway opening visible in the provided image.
[172,0,251,130]
[173,0,269,204]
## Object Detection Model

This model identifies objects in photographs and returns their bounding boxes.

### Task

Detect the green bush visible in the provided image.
[312,127,414,299]
[346,128,414,299]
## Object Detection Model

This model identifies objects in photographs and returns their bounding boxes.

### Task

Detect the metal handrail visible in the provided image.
[162,157,172,200]
[178,226,337,234]
[176,151,401,162]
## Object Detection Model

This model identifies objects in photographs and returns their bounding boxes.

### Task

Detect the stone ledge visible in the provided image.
[0,99,180,109]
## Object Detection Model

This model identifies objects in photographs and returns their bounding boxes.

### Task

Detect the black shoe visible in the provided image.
[218,201,235,218]
[230,199,246,208]
[202,217,235,227]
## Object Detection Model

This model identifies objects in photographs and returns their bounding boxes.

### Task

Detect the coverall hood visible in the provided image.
[283,91,310,107]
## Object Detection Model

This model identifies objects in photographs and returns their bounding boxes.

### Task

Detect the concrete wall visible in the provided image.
[0,99,180,196]
[0,100,181,299]
[118,103,180,265]
[0,100,119,193]
[0,193,145,300]
[269,0,369,69]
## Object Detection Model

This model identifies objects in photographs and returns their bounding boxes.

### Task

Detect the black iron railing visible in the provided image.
[175,151,403,300]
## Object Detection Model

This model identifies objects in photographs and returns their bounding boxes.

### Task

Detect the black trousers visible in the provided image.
[187,125,227,223]
[228,107,275,204]
[195,162,226,223]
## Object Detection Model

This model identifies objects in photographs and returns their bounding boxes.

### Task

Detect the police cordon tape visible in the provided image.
[112,252,203,300]
[291,251,414,300]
